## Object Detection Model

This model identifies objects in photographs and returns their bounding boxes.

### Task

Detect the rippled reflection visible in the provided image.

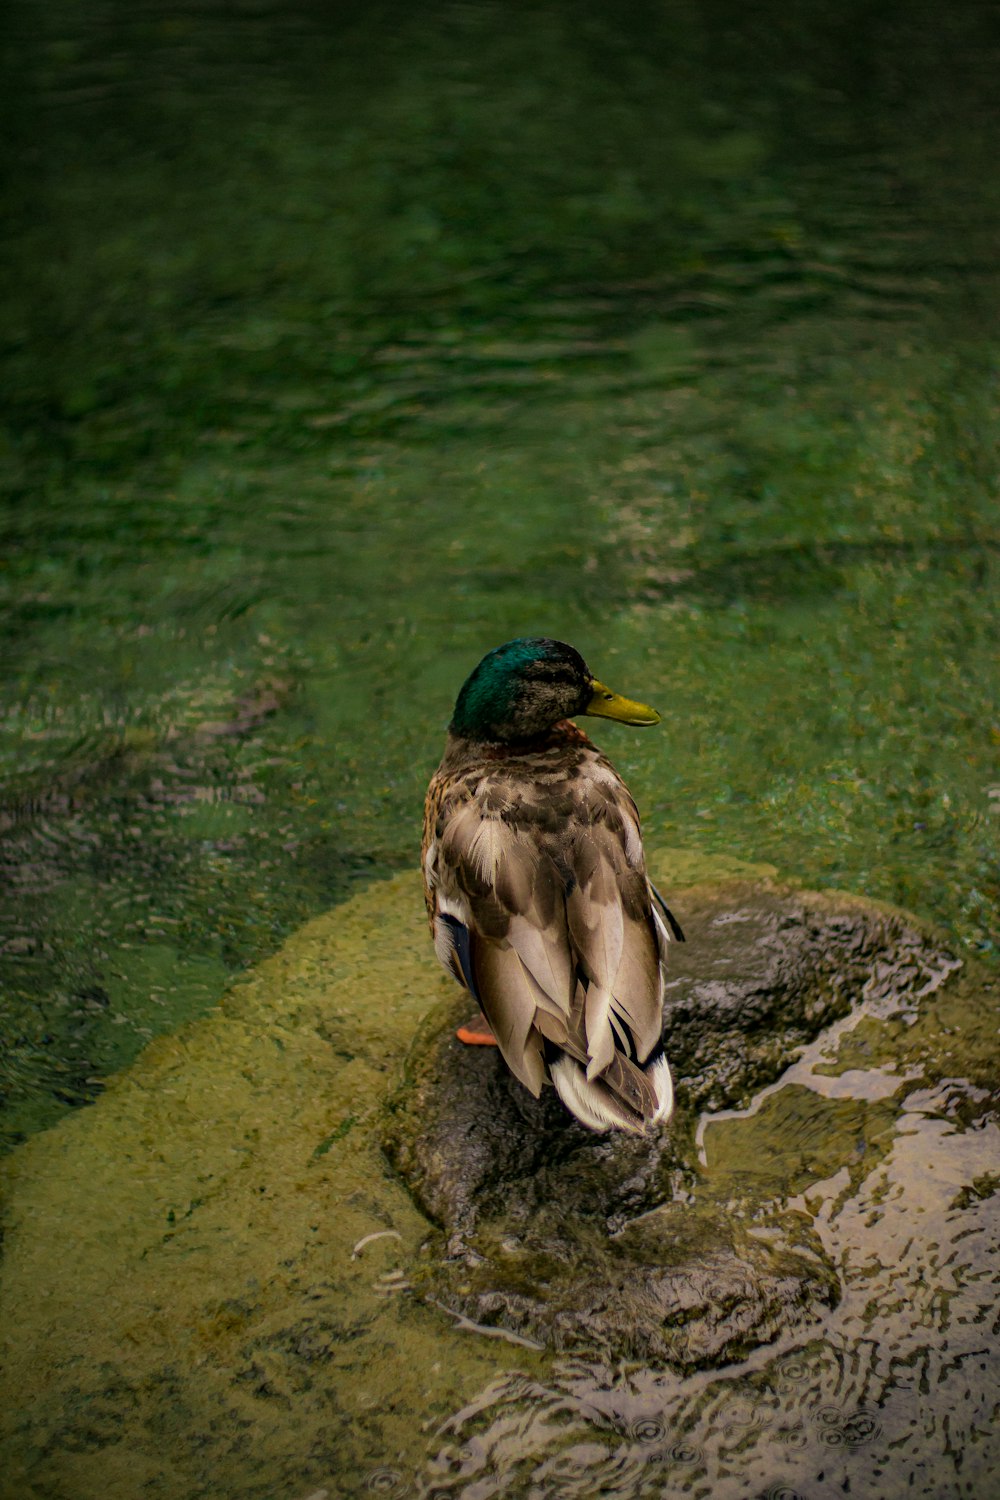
[420,1076,999,1499]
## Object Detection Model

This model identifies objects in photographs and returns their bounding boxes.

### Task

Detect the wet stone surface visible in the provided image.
[384,880,959,1368]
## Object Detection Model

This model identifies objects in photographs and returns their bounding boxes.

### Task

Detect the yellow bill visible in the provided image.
[584,679,660,726]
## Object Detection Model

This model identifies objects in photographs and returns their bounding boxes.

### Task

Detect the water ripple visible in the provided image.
[420,1085,1000,1499]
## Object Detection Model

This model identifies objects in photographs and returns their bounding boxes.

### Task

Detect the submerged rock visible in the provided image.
[384,878,958,1368]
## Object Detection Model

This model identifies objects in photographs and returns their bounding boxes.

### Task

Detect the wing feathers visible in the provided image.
[472,942,546,1096]
[508,911,574,1013]
[423,739,678,1131]
[584,984,616,1079]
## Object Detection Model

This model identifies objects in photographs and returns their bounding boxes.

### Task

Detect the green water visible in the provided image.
[3,0,997,1150]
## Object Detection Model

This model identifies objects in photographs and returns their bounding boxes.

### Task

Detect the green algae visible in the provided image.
[0,873,534,1499]
[0,851,823,1493]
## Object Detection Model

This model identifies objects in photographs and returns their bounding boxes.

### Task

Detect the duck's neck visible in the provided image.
[443,718,594,763]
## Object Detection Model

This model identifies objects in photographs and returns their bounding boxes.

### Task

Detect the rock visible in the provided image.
[383,878,958,1368]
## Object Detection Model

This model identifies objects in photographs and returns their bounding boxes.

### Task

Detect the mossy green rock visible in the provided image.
[0,859,965,1497]
[385,874,958,1366]
[0,872,525,1500]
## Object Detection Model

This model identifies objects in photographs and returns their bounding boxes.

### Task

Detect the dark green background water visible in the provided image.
[2,0,997,1148]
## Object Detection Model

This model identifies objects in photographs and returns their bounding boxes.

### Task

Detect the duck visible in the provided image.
[422,637,683,1134]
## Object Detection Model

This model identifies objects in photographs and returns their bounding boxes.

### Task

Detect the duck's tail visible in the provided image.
[548,1041,674,1135]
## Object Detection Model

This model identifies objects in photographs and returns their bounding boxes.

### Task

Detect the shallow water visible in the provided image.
[1,0,999,1494]
[424,1019,998,1500]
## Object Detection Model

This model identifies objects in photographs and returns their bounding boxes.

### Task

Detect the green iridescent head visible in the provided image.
[449,637,660,744]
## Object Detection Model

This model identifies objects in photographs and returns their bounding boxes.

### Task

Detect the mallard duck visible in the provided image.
[422,637,683,1134]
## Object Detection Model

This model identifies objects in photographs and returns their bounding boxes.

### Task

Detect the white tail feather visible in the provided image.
[550,1051,674,1135]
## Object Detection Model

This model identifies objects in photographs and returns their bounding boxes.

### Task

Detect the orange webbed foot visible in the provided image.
[455,1012,498,1046]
